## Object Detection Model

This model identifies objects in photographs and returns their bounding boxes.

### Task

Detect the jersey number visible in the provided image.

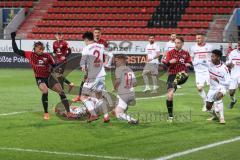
[93,50,101,67]
[124,72,133,88]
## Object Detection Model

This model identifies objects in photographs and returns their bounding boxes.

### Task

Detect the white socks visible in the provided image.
[116,113,136,122]
[152,75,158,89]
[199,90,206,104]
[95,98,109,118]
[143,74,149,89]
[215,100,224,119]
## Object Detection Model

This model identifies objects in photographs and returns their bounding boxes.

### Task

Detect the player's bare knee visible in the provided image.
[197,86,203,92]
[142,71,149,76]
[167,90,174,101]
[39,84,48,94]
[216,92,223,100]
[41,88,48,94]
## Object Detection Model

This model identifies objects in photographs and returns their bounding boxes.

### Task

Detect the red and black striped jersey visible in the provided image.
[53,40,70,63]
[162,49,192,75]
[24,51,55,78]
[96,38,108,48]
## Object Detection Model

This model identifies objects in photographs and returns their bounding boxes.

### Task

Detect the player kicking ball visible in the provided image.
[11,32,76,120]
[206,50,231,124]
[226,40,240,109]
[162,37,192,122]
[113,54,138,124]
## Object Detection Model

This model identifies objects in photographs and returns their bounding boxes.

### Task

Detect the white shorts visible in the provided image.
[195,72,210,87]
[82,77,105,95]
[116,94,135,110]
[229,76,240,90]
[143,63,159,75]
[206,87,227,102]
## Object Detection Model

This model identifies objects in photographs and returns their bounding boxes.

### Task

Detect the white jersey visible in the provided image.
[164,40,175,52]
[226,49,240,78]
[190,43,212,73]
[145,43,160,64]
[115,65,136,95]
[208,62,230,90]
[80,43,106,79]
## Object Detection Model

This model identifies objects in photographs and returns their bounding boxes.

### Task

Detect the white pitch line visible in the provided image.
[0,111,28,116]
[136,93,184,100]
[154,136,240,160]
[0,147,141,160]
[0,110,41,117]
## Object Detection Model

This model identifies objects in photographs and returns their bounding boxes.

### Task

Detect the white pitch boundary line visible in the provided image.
[0,147,142,160]
[0,111,28,116]
[0,110,41,117]
[136,93,184,100]
[154,136,240,160]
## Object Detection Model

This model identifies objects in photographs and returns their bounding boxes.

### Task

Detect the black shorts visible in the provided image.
[167,74,177,90]
[35,75,58,88]
[167,73,189,90]
[55,63,66,75]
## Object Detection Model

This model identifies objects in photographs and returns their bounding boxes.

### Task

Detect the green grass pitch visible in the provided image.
[0,68,240,160]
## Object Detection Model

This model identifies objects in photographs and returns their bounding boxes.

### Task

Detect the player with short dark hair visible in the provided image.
[53,33,74,93]
[72,28,111,102]
[93,28,109,48]
[164,33,177,54]
[11,32,76,120]
[142,34,160,93]
[190,33,213,111]
[162,37,192,122]
[80,31,111,123]
[206,49,230,124]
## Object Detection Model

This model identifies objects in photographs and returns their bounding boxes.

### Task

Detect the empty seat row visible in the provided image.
[36,20,147,27]
[189,1,236,7]
[181,14,213,21]
[53,1,160,7]
[48,7,155,14]
[0,1,33,7]
[185,7,233,14]
[43,13,152,20]
[178,21,209,28]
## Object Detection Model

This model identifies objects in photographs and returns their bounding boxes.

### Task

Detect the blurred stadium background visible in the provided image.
[0,0,240,67]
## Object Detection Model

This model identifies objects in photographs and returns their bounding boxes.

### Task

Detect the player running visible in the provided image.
[80,31,110,123]
[206,50,230,124]
[11,32,76,120]
[226,40,240,108]
[113,54,138,124]
[142,35,160,93]
[53,33,74,93]
[190,33,213,111]
[162,37,192,122]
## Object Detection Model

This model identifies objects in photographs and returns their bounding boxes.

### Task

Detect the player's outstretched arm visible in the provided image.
[11,32,25,57]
